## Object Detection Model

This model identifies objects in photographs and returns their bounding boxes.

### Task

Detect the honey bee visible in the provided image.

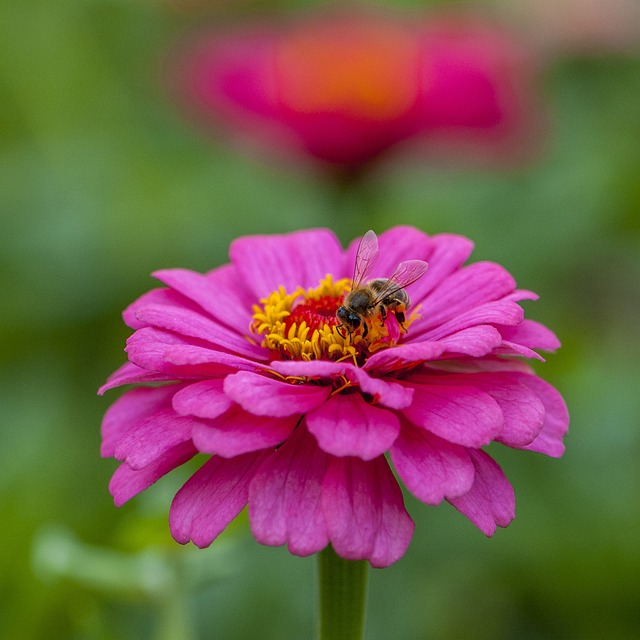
[337,230,428,339]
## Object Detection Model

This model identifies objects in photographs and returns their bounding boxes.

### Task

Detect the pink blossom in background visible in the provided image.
[100,227,568,567]
[169,10,539,169]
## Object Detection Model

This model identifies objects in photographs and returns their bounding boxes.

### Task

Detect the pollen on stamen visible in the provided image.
[250,274,417,362]
[251,275,351,361]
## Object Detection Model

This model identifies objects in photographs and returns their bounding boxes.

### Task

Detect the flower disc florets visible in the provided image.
[251,275,418,364]
[100,226,568,568]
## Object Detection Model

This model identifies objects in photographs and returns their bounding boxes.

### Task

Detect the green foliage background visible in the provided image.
[1,1,639,638]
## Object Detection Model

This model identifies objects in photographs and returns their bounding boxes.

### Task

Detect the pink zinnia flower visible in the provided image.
[170,10,536,169]
[100,227,568,567]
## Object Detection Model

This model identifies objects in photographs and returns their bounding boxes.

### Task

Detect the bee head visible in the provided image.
[336,306,360,329]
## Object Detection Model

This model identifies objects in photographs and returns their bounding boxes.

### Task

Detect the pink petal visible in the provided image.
[268,359,344,379]
[306,394,400,460]
[172,379,233,419]
[401,380,503,447]
[109,440,197,507]
[420,372,546,448]
[152,264,255,330]
[347,367,414,410]
[409,233,475,301]
[223,371,330,417]
[269,360,414,410]
[101,385,180,457]
[363,340,445,374]
[419,262,516,331]
[192,405,298,457]
[418,19,530,135]
[322,455,414,568]
[249,425,330,556]
[164,343,268,371]
[125,327,211,374]
[114,408,197,470]
[124,327,186,371]
[513,373,569,457]
[437,325,504,357]
[505,289,539,303]
[436,355,534,375]
[493,341,546,361]
[500,319,561,352]
[125,327,267,376]
[475,374,545,447]
[179,28,276,123]
[364,325,502,373]
[415,299,524,341]
[98,361,177,395]
[169,450,269,547]
[133,304,263,359]
[122,287,202,330]
[448,449,515,536]
[229,229,346,298]
[391,422,475,504]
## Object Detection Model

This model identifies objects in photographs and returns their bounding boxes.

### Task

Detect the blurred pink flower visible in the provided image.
[169,10,538,169]
[100,227,568,567]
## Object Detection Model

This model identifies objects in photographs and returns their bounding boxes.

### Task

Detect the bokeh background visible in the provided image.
[2,1,639,639]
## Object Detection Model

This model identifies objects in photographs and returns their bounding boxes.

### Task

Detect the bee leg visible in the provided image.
[395,309,408,332]
[362,321,369,339]
[378,305,387,327]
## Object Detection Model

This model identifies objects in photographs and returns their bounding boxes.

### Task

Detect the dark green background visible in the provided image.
[2,1,639,638]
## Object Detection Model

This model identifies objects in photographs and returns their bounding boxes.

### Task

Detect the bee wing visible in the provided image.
[351,230,380,288]
[371,259,429,303]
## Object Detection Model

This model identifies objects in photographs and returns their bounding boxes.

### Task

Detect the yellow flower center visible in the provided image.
[274,21,420,121]
[251,274,417,364]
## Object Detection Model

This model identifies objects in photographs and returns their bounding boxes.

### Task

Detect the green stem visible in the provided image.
[156,589,193,640]
[317,545,369,640]
[156,556,194,640]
